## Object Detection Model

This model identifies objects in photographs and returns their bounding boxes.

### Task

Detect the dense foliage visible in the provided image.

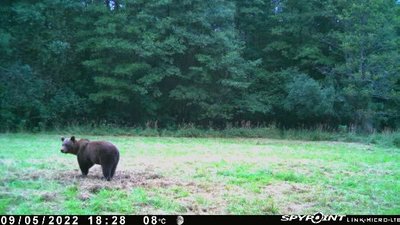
[0,0,399,132]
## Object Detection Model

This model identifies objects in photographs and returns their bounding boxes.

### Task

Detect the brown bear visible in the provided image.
[60,136,120,181]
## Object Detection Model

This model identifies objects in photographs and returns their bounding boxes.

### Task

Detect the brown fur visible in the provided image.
[60,136,120,181]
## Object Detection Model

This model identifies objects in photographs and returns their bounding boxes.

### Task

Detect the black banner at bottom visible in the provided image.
[0,215,399,225]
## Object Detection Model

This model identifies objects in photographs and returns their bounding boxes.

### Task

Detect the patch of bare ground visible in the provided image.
[55,167,237,214]
[4,166,223,213]
[50,166,183,194]
[262,182,317,214]
[80,168,244,214]
[1,157,319,214]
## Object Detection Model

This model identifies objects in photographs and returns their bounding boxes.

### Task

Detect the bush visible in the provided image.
[139,128,160,137]
[392,135,400,148]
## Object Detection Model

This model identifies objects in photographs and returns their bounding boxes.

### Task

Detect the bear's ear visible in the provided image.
[61,136,65,142]
[70,136,76,142]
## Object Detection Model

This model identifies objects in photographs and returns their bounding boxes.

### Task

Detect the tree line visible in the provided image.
[0,0,399,132]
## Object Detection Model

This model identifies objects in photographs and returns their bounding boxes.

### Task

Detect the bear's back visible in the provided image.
[81,141,119,165]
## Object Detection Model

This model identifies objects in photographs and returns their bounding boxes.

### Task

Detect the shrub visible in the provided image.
[393,135,400,148]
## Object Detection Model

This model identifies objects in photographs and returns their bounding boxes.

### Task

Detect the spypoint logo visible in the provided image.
[281,212,345,223]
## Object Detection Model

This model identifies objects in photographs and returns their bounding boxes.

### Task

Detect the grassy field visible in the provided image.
[0,133,399,215]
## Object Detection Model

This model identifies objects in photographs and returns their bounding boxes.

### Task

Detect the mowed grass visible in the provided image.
[0,133,399,214]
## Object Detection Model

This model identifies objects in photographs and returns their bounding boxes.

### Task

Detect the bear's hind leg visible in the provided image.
[110,162,118,178]
[101,164,112,181]
[111,152,119,179]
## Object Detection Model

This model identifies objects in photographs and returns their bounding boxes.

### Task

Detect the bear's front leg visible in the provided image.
[79,161,93,177]
[80,167,89,176]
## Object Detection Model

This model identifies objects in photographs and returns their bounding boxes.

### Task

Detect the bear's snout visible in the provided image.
[60,149,66,153]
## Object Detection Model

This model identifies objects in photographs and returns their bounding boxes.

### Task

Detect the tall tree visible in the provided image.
[328,0,400,131]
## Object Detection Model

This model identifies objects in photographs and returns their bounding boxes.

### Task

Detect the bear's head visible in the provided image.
[60,136,77,154]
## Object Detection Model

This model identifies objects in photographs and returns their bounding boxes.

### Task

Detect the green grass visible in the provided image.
[227,197,278,214]
[0,198,12,214]
[0,133,399,214]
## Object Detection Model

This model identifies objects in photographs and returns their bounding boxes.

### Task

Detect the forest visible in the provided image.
[1,0,400,132]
